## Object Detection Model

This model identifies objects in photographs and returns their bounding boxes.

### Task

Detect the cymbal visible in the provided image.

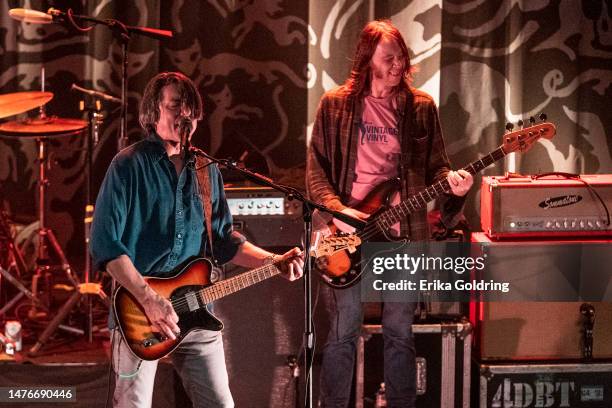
[0,91,53,119]
[0,116,87,138]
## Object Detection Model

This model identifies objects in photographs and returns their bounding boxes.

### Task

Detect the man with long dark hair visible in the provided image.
[91,72,303,407]
[307,21,472,407]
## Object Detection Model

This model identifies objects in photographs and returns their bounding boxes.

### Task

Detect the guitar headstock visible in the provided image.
[502,115,556,154]
[309,234,362,258]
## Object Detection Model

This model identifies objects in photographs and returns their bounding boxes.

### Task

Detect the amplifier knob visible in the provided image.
[579,220,585,228]
[595,220,602,228]
[563,220,568,229]
[545,221,553,228]
[570,220,577,228]
[238,204,244,209]
[555,221,561,228]
[587,221,594,228]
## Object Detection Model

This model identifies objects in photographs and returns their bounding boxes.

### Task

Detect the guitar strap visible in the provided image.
[195,155,216,264]
[399,88,415,238]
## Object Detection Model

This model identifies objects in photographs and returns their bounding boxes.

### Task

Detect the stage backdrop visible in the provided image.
[1,0,611,405]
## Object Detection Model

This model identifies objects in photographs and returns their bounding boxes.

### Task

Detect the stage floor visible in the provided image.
[0,337,192,408]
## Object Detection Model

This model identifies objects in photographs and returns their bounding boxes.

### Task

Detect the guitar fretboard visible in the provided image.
[199,262,282,304]
[370,146,507,230]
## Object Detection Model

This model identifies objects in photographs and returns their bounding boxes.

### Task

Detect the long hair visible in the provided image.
[139,72,203,133]
[345,20,414,96]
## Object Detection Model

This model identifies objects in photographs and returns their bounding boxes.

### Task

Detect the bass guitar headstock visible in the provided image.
[502,114,555,154]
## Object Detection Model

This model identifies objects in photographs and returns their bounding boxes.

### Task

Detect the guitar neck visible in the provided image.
[378,145,507,224]
[199,262,282,303]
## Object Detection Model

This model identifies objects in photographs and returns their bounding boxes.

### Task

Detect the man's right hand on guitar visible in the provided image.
[142,288,180,340]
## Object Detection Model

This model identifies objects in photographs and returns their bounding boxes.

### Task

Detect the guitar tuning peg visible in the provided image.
[539,113,547,121]
[505,122,514,131]
[529,116,535,125]
[517,119,524,127]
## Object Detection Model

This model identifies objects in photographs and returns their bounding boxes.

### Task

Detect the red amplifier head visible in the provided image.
[480,174,612,239]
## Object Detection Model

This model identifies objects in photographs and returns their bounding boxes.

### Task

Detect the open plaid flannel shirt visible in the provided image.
[306,85,465,240]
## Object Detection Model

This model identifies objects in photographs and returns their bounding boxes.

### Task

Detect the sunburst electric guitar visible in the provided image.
[311,120,556,289]
[114,257,283,361]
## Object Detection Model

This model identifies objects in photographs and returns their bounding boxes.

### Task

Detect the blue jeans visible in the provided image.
[111,329,234,408]
[319,284,416,408]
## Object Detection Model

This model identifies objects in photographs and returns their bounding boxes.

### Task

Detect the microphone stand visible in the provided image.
[188,147,364,408]
[48,8,173,152]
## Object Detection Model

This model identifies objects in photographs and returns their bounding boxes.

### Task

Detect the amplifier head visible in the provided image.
[224,186,302,217]
[481,175,612,239]
[224,186,303,248]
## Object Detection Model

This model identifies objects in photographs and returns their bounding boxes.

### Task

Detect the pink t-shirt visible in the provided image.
[351,94,401,202]
[345,94,402,235]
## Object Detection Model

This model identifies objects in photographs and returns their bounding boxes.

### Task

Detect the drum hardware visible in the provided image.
[0,76,90,353]
[0,118,86,318]
[0,209,46,319]
[0,209,28,279]
[27,87,115,353]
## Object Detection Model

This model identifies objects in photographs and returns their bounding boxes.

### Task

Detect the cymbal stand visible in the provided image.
[29,134,80,320]
[29,66,80,319]
[29,97,110,354]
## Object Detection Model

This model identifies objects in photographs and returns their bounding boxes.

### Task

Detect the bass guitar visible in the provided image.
[311,120,556,289]
[114,257,283,361]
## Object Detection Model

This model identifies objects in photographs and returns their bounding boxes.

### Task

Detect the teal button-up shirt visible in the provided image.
[90,133,241,276]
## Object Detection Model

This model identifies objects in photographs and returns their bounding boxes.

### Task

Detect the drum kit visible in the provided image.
[0,80,110,353]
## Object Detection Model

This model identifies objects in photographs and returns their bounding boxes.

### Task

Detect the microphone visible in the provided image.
[179,116,193,135]
[71,84,122,104]
[179,116,193,154]
[8,8,53,24]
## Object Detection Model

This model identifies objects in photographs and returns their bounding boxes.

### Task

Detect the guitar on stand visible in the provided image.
[310,118,556,289]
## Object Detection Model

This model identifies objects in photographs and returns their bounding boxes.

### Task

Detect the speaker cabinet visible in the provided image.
[473,301,612,360]
[471,232,612,360]
[213,248,330,407]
